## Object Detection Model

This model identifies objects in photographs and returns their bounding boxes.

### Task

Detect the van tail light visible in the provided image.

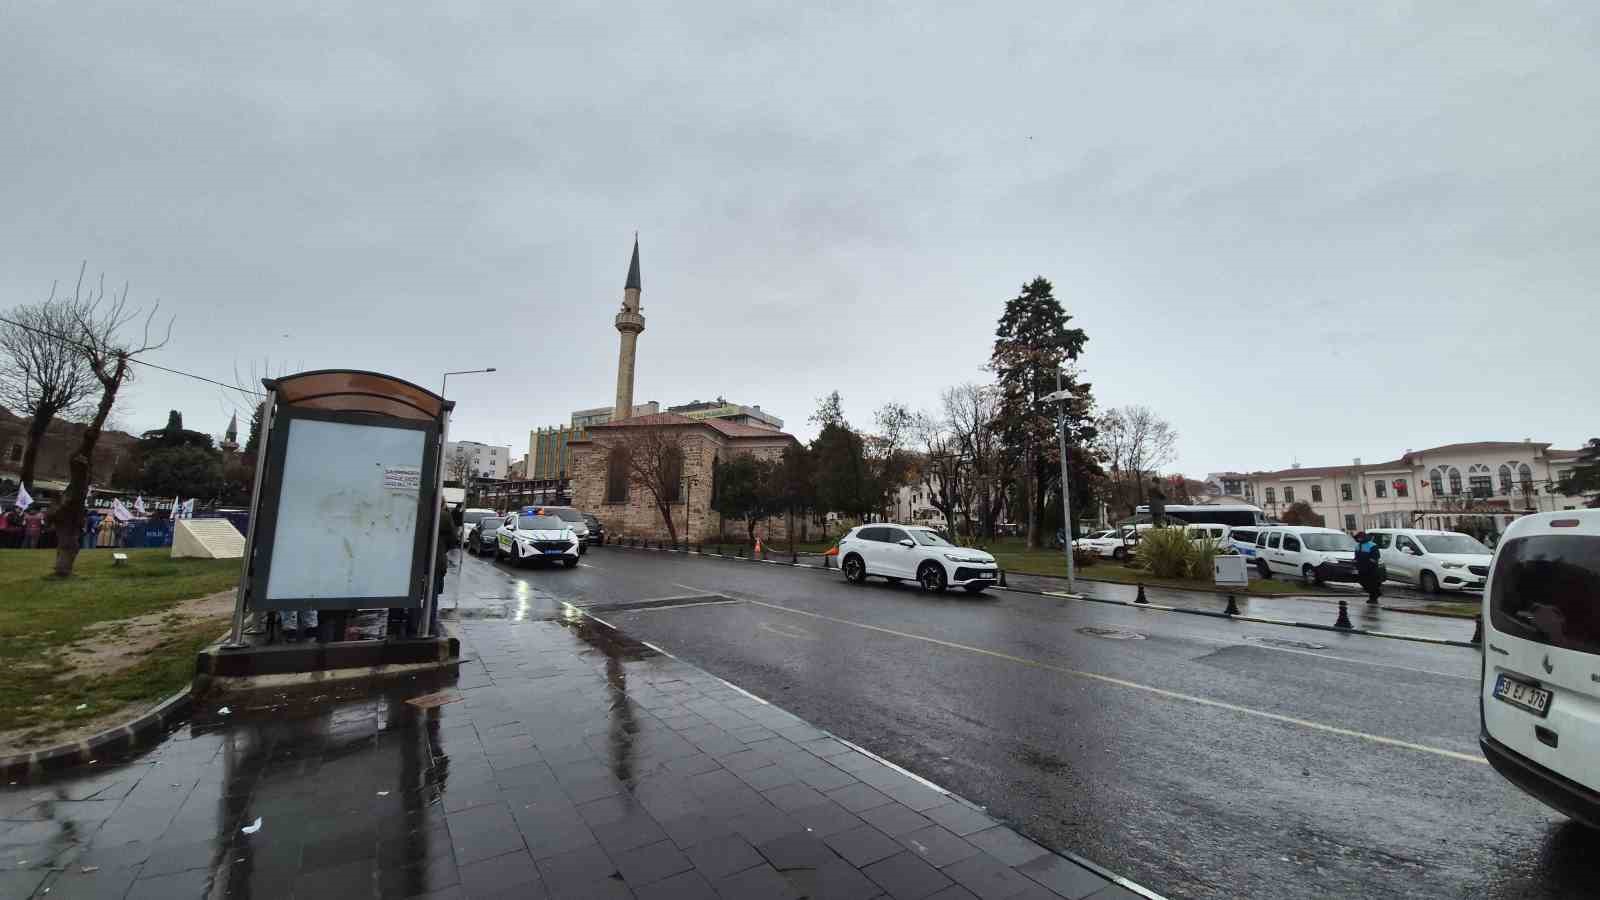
[1550,519,1580,528]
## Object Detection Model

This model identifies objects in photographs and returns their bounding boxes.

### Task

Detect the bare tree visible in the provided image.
[867,402,916,519]
[1095,405,1177,517]
[597,423,691,545]
[0,288,97,488]
[915,411,964,537]
[943,383,1008,539]
[51,268,172,577]
[446,451,473,486]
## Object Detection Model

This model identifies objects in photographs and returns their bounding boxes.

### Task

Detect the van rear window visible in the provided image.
[1489,535,1600,655]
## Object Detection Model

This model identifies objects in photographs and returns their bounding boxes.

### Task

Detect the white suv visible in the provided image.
[838,524,999,593]
[1368,528,1492,593]
[1480,510,1600,826]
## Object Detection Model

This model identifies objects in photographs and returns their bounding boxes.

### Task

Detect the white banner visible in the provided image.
[133,495,147,516]
[111,499,133,522]
[14,484,31,512]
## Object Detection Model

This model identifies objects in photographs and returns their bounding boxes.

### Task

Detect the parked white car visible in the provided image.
[1230,526,1264,561]
[1480,509,1600,827]
[1367,528,1491,593]
[838,523,999,593]
[495,510,581,568]
[1184,523,1233,550]
[1250,525,1360,584]
[1073,530,1118,554]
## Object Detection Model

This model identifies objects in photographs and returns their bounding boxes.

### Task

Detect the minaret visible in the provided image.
[220,412,240,454]
[613,235,645,421]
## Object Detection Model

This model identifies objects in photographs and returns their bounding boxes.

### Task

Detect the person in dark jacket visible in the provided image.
[1354,531,1383,604]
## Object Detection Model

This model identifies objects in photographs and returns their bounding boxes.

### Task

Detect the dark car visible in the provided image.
[474,516,503,555]
[583,513,605,545]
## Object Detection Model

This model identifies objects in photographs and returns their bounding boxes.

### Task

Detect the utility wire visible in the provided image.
[0,311,256,395]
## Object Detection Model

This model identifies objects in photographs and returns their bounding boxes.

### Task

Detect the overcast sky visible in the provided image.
[4,2,1597,477]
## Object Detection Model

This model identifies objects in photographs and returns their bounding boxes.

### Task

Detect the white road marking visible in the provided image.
[624,600,742,613]
[667,586,1485,765]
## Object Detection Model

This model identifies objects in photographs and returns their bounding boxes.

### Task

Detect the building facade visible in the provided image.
[667,399,783,431]
[568,412,799,542]
[1210,440,1590,535]
[445,440,511,481]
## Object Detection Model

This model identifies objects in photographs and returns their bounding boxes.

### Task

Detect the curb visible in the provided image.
[599,542,1480,650]
[0,687,193,783]
[573,602,1171,900]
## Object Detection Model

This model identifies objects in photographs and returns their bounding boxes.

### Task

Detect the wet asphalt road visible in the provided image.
[458,545,1600,900]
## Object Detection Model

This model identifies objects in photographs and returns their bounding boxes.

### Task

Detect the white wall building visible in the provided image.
[446,440,511,481]
[1209,440,1588,535]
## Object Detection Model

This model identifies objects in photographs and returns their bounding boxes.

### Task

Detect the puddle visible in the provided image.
[1076,626,1147,641]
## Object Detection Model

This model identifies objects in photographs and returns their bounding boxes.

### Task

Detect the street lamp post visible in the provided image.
[1042,370,1077,595]
[424,367,497,638]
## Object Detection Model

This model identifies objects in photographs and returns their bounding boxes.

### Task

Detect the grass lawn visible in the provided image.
[0,548,239,744]
[969,538,1312,595]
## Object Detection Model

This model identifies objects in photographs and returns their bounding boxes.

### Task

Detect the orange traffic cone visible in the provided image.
[754,537,763,557]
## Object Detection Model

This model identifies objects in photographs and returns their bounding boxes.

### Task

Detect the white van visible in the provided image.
[1480,510,1600,826]
[1184,523,1232,545]
[1367,528,1492,594]
[1251,525,1359,584]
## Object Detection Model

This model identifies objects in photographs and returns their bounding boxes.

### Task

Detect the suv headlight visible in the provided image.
[944,553,991,564]
[1441,562,1463,569]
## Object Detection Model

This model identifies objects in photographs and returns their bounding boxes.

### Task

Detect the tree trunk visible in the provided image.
[746,517,757,544]
[53,369,121,576]
[18,410,56,490]
[659,499,678,545]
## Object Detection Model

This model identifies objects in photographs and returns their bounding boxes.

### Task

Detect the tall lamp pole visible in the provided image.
[1043,370,1077,594]
[424,367,497,637]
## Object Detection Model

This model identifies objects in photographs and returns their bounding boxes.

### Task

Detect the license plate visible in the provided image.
[544,549,565,555]
[1494,674,1552,717]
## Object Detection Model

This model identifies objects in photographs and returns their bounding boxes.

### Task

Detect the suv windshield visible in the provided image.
[1302,533,1356,552]
[1490,535,1600,655]
[462,510,495,526]
[1417,533,1490,555]
[518,515,565,530]
[910,530,952,547]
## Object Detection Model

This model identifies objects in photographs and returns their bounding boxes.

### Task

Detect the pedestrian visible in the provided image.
[1354,530,1383,605]
[22,509,43,549]
[0,511,14,549]
[97,512,118,548]
[82,509,101,549]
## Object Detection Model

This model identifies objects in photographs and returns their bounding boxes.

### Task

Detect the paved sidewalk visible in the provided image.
[0,588,1155,900]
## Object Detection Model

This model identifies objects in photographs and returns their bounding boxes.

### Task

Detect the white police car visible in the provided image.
[496,508,581,568]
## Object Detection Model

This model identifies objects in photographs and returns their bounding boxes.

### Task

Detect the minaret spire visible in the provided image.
[613,234,645,421]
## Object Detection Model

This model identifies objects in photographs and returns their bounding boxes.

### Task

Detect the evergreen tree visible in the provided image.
[990,277,1094,549]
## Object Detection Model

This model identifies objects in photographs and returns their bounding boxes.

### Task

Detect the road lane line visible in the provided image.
[703,593,1486,765]
[624,600,743,613]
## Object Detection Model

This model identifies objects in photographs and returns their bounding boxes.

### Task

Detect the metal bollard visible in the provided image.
[1334,600,1353,630]
[823,552,832,569]
[1471,616,1483,645]
[716,542,723,556]
[1135,583,1149,604]
[998,569,1007,587]
[1224,594,1239,616]
[737,545,745,558]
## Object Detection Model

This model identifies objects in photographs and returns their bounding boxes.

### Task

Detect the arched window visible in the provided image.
[1448,467,1462,496]
[1429,468,1444,494]
[1498,465,1512,495]
[1518,463,1533,493]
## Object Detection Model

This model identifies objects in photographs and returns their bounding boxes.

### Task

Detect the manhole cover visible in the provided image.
[1244,635,1328,651]
[1076,626,1146,640]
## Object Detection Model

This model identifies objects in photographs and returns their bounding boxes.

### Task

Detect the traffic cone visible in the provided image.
[1135,583,1149,604]
[755,537,763,558]
[1471,616,1483,645]
[1335,600,1353,630]
[1224,594,1240,616]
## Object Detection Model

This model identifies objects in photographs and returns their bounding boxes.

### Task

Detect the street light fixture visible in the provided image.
[441,367,496,397]
[1042,372,1078,595]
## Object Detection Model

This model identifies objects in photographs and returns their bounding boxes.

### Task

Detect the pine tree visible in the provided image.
[990,277,1094,549]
